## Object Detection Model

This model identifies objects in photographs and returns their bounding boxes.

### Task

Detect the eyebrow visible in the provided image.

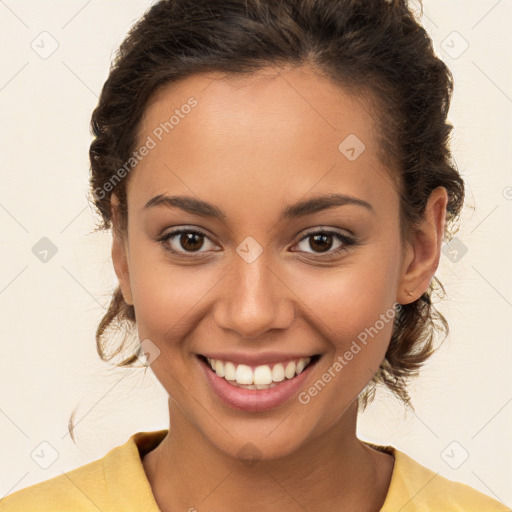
[143,193,375,219]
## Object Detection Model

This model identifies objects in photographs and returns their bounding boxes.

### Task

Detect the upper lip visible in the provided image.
[198,351,320,367]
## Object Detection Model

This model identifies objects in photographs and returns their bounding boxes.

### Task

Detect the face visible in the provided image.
[111,64,437,460]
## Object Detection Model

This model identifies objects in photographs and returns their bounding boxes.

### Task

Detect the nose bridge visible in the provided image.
[214,246,293,338]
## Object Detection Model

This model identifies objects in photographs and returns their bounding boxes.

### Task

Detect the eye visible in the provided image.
[157,226,357,259]
[292,229,356,257]
[157,228,218,256]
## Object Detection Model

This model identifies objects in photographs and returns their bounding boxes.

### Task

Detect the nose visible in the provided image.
[213,251,295,339]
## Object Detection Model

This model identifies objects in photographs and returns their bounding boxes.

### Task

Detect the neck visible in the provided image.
[142,400,393,512]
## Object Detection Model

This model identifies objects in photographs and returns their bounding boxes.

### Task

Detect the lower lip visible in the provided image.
[198,356,319,412]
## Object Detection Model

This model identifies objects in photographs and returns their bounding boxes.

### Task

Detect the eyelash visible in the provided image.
[157,227,357,259]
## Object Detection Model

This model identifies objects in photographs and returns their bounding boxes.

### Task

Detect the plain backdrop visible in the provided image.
[0,0,511,506]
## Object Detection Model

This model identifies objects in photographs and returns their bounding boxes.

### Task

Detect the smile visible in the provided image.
[197,352,321,411]
[203,356,318,389]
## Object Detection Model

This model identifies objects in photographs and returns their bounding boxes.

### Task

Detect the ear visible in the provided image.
[397,186,448,305]
[111,193,134,306]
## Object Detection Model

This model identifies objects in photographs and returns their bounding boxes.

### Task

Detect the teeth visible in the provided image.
[272,363,285,382]
[254,365,272,385]
[296,358,308,374]
[206,356,312,387]
[284,361,296,379]
[235,364,253,385]
[224,361,236,381]
[214,359,225,377]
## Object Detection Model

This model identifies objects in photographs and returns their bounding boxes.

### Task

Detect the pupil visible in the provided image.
[181,233,203,252]
[310,234,332,252]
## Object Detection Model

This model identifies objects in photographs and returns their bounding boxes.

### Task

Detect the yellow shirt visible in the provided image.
[0,430,508,511]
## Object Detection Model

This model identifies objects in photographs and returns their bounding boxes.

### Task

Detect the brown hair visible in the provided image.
[85,0,464,421]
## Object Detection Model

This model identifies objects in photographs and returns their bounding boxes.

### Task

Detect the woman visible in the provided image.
[1,0,508,510]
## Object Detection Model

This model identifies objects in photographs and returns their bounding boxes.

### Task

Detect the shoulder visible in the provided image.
[0,430,166,512]
[379,445,510,512]
[0,457,108,512]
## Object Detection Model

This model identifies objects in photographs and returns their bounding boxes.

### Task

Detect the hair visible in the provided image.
[76,0,464,438]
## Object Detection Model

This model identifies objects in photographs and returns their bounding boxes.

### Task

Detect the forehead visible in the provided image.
[129,65,397,216]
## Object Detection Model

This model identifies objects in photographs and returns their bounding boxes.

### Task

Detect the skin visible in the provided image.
[111,63,448,512]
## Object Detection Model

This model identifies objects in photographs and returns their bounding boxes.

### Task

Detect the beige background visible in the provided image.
[0,0,511,506]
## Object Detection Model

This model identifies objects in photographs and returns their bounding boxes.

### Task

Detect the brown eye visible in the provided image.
[158,228,217,256]
[178,232,204,252]
[294,230,356,257]
[308,233,334,253]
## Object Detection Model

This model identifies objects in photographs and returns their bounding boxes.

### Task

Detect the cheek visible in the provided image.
[288,254,399,398]
[293,286,395,413]
[291,254,397,340]
[127,248,217,341]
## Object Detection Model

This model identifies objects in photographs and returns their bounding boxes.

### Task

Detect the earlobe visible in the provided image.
[397,186,448,305]
[111,194,134,306]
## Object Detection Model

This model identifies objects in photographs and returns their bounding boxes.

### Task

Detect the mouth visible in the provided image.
[196,352,322,411]
[197,353,322,390]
